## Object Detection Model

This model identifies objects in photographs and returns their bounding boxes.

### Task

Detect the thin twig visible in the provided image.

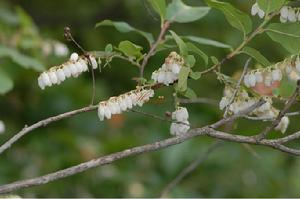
[178,97,218,105]
[139,21,170,81]
[224,58,251,117]
[256,80,300,140]
[160,141,222,197]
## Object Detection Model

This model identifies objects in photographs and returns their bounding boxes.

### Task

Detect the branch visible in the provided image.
[0,105,97,155]
[257,80,300,140]
[160,141,221,197]
[139,21,170,80]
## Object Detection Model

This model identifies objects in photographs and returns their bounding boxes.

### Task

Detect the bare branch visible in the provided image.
[257,80,300,140]
[224,58,251,117]
[160,141,221,197]
[178,97,218,105]
[0,105,97,155]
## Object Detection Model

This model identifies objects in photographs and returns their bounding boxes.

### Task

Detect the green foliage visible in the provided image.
[186,42,208,66]
[0,45,44,71]
[148,0,166,24]
[169,30,188,56]
[118,40,143,59]
[181,87,197,99]
[189,70,202,80]
[177,66,190,92]
[166,0,210,23]
[257,0,286,15]
[274,75,297,98]
[0,70,13,94]
[105,44,113,53]
[241,47,271,67]
[95,20,154,44]
[266,23,300,54]
[205,0,252,35]
[184,35,232,49]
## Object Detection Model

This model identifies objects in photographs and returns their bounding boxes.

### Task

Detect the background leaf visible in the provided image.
[118,40,143,59]
[184,35,232,49]
[0,45,44,71]
[148,0,166,23]
[181,87,197,99]
[186,42,208,66]
[241,46,271,67]
[0,71,13,94]
[205,0,252,34]
[166,0,210,23]
[95,20,154,44]
[257,0,286,14]
[169,30,188,56]
[277,75,297,98]
[177,67,190,92]
[266,23,300,54]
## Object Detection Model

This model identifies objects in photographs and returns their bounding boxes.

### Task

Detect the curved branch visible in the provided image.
[0,105,97,155]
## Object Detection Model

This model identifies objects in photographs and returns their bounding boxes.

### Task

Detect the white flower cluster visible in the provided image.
[244,68,282,88]
[151,51,184,86]
[219,86,289,133]
[170,107,190,136]
[98,88,155,121]
[38,53,98,89]
[280,6,300,23]
[42,40,69,57]
[283,56,300,81]
[251,3,265,19]
[0,120,5,134]
[275,116,290,133]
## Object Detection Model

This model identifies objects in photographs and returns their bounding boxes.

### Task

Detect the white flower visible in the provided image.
[89,55,98,69]
[248,73,256,87]
[38,76,45,89]
[170,63,181,74]
[285,65,293,74]
[288,8,297,22]
[78,59,89,72]
[69,63,79,77]
[219,97,230,110]
[295,58,300,72]
[172,107,189,122]
[264,74,272,87]
[48,71,58,84]
[74,62,84,73]
[280,6,289,19]
[244,74,251,87]
[0,120,5,134]
[255,71,263,83]
[275,116,289,133]
[271,69,282,81]
[54,42,69,57]
[41,72,52,87]
[251,3,259,16]
[70,52,79,62]
[280,16,288,23]
[170,121,190,136]
[56,69,66,82]
[62,65,72,78]
[258,8,265,19]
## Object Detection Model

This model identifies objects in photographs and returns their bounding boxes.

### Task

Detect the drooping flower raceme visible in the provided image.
[38,53,98,89]
[170,107,190,136]
[0,120,5,134]
[151,51,184,86]
[97,88,155,121]
[251,3,265,19]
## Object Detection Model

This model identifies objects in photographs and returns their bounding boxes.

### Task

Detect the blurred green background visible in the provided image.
[0,0,300,197]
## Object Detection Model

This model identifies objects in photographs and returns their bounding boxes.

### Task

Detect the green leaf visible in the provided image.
[184,35,232,49]
[181,87,197,99]
[95,20,154,44]
[169,30,188,56]
[148,0,166,23]
[177,67,190,92]
[185,55,196,68]
[205,0,252,34]
[210,56,219,65]
[105,44,113,52]
[0,71,13,95]
[266,23,300,54]
[166,0,210,23]
[189,70,202,80]
[241,47,271,67]
[257,0,286,14]
[118,40,143,59]
[0,45,44,71]
[186,42,208,66]
[277,75,297,98]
